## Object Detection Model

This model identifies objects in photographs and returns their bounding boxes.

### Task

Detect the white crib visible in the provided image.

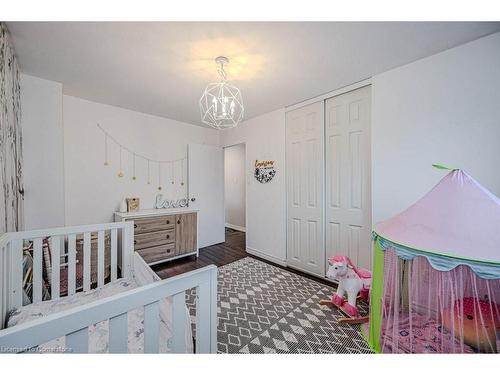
[0,221,217,353]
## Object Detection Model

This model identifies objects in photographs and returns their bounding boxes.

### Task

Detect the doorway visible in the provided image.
[223,143,246,235]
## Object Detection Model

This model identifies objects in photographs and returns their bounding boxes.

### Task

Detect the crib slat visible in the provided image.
[122,223,133,278]
[9,239,23,309]
[33,238,43,303]
[97,230,105,287]
[196,267,217,353]
[0,244,5,322]
[196,283,210,353]
[172,292,187,353]
[50,236,61,300]
[144,301,160,353]
[83,232,91,292]
[109,312,128,353]
[68,234,76,296]
[110,228,117,281]
[1,244,6,324]
[66,327,88,353]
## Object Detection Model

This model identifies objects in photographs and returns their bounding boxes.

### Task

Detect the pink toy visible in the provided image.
[442,297,500,353]
[320,255,372,323]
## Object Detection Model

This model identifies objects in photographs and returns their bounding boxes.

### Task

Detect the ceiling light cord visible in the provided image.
[218,60,227,81]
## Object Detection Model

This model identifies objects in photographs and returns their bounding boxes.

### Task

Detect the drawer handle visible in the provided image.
[166,234,170,239]
[167,249,171,253]
[134,240,137,245]
[134,224,137,229]
[166,220,170,224]
[177,220,181,224]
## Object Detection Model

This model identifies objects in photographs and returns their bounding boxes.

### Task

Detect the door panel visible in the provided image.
[325,86,371,271]
[285,101,324,277]
[188,144,224,248]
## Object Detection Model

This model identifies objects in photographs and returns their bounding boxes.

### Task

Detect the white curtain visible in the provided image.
[0,22,23,233]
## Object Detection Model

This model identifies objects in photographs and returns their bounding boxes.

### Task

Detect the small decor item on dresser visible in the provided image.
[155,194,189,209]
[126,197,140,212]
[119,198,128,213]
[254,160,276,183]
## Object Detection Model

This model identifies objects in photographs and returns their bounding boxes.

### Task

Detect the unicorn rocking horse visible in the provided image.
[320,255,372,324]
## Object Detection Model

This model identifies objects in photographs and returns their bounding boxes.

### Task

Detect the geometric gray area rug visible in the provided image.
[185,257,374,354]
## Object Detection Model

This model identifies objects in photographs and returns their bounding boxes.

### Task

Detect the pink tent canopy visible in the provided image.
[374,167,500,276]
[371,166,500,353]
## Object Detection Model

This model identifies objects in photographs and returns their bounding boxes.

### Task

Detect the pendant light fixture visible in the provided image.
[199,56,244,129]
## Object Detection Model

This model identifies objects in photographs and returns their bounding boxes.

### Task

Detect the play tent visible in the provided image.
[368,165,500,353]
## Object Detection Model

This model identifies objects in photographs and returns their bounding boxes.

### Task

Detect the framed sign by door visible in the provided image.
[254,160,276,183]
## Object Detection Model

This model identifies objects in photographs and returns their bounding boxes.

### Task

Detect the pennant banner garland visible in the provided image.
[98,124,186,191]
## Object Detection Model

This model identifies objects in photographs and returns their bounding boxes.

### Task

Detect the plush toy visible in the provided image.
[442,297,500,353]
[323,255,372,319]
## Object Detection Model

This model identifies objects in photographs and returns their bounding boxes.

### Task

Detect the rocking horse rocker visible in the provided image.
[320,255,372,324]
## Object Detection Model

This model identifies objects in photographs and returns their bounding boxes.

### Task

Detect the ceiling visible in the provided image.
[7,22,500,127]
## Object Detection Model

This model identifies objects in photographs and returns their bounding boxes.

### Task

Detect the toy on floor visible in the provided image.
[442,297,500,353]
[320,255,372,324]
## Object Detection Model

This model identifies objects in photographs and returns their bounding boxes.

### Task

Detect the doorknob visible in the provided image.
[190,197,196,202]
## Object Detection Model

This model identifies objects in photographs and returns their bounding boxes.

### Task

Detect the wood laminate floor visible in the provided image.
[152,228,246,279]
[152,228,334,287]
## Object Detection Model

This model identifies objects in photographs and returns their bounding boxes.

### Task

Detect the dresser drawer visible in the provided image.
[129,215,175,234]
[137,243,176,264]
[134,229,175,250]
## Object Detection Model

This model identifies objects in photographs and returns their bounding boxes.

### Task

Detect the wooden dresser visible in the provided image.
[114,208,198,266]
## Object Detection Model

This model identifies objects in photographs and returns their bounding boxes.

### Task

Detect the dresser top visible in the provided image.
[114,207,198,220]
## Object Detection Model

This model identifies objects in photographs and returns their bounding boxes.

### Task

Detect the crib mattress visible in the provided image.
[7,278,184,353]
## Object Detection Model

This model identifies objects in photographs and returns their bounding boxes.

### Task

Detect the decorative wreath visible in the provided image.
[254,166,276,183]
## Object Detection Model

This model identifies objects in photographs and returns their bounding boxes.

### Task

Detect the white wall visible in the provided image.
[63,95,220,226]
[221,109,286,264]
[20,74,65,229]
[372,32,500,224]
[224,143,246,230]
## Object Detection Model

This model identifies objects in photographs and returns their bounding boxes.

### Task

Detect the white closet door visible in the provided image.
[286,101,324,277]
[325,86,372,271]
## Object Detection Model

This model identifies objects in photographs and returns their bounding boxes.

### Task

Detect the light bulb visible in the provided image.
[230,99,235,116]
[221,97,227,116]
[212,96,217,113]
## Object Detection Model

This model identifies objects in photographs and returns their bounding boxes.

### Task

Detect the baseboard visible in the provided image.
[225,223,246,232]
[286,263,327,280]
[246,247,287,266]
[247,248,336,287]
